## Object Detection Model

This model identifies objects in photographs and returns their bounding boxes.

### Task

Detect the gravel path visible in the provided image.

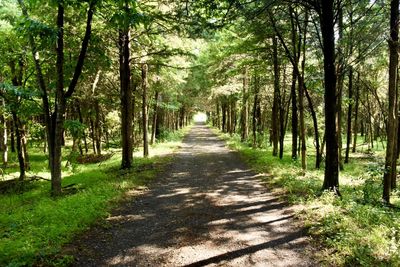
[68,124,314,266]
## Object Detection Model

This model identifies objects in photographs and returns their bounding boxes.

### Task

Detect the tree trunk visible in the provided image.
[0,103,7,167]
[320,0,340,193]
[19,0,94,195]
[383,0,399,203]
[76,101,88,154]
[21,124,29,170]
[12,113,26,180]
[304,85,321,169]
[142,63,149,157]
[337,8,345,171]
[119,24,133,168]
[151,91,159,145]
[298,11,308,170]
[90,118,97,154]
[155,94,163,139]
[291,70,298,160]
[10,118,15,153]
[222,100,227,133]
[94,100,102,155]
[272,36,280,157]
[241,67,249,141]
[345,67,353,163]
[252,75,262,148]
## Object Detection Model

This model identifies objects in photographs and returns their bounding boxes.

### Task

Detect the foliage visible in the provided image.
[0,126,189,266]
[217,129,400,266]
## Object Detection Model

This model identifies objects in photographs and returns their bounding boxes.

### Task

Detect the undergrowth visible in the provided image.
[216,130,400,266]
[0,126,189,267]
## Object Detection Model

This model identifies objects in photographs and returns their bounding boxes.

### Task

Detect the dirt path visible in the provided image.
[68,124,314,266]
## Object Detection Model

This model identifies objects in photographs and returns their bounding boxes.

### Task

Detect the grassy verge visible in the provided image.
[0,127,190,267]
[215,129,400,266]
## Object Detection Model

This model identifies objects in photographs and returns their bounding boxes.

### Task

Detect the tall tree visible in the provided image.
[119,0,133,169]
[319,0,340,193]
[142,63,149,157]
[383,0,399,204]
[272,36,280,157]
[18,0,96,195]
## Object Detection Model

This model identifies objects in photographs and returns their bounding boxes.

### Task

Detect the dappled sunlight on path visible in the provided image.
[69,124,314,266]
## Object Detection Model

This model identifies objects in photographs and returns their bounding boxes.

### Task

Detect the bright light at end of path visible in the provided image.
[193,112,207,123]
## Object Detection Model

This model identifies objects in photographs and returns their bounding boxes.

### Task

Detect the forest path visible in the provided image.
[68,124,314,266]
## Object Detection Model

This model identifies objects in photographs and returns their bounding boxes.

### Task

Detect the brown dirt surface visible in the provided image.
[65,124,316,266]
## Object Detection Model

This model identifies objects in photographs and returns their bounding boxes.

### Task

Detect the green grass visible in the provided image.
[215,129,400,266]
[0,127,190,267]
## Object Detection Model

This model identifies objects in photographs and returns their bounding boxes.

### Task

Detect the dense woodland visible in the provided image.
[1,0,400,266]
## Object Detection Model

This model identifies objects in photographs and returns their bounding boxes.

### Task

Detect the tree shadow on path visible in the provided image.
[67,124,314,266]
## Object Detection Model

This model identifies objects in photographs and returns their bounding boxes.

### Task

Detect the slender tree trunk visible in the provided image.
[345,68,353,163]
[119,22,133,168]
[352,73,360,153]
[298,11,308,170]
[151,91,159,145]
[320,0,340,193]
[241,67,249,141]
[272,36,280,157]
[94,100,102,155]
[142,63,149,157]
[383,0,399,203]
[0,102,7,167]
[12,113,26,180]
[304,85,321,169]
[21,124,29,170]
[10,120,15,153]
[90,118,97,154]
[227,96,232,134]
[291,70,298,160]
[76,101,88,154]
[222,100,227,133]
[215,101,219,129]
[155,94,163,139]
[336,8,345,171]
[230,96,236,135]
[253,75,262,148]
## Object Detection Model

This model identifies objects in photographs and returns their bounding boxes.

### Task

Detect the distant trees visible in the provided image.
[185,0,391,199]
[0,0,397,202]
[0,0,196,195]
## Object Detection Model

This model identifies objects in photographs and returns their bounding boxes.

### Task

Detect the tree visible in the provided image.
[18,0,96,195]
[383,0,399,204]
[319,0,340,193]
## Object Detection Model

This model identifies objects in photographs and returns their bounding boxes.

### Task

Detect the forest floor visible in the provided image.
[65,123,315,266]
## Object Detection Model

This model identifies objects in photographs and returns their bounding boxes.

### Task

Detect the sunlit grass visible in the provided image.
[214,128,400,266]
[0,126,190,266]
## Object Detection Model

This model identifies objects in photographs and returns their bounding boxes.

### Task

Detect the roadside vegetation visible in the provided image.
[0,127,189,267]
[216,129,400,266]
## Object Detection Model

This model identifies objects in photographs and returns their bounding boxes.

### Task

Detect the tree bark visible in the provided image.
[298,11,308,170]
[142,63,149,157]
[272,36,280,157]
[383,0,399,203]
[241,67,249,141]
[320,0,340,193]
[0,101,7,167]
[151,91,159,145]
[345,67,353,163]
[291,69,298,160]
[12,113,26,181]
[119,15,133,168]
[352,72,360,153]
[337,8,344,171]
